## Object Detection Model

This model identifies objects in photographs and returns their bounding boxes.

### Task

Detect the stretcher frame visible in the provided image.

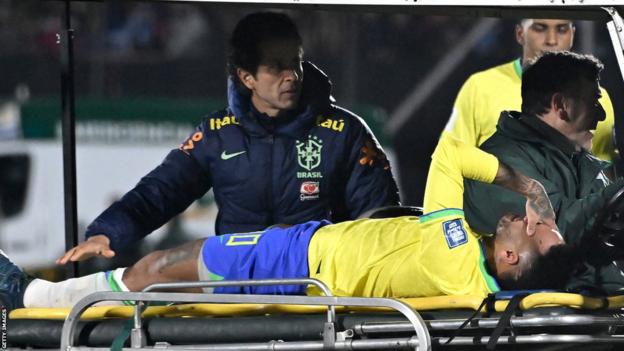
[8,279,622,350]
[59,278,431,351]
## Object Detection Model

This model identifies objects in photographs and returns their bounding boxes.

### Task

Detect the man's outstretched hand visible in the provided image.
[56,234,116,264]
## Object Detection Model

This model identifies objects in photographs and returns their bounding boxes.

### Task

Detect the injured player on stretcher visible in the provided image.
[0,135,576,311]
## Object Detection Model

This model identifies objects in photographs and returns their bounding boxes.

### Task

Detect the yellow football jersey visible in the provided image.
[307,136,501,298]
[444,59,615,161]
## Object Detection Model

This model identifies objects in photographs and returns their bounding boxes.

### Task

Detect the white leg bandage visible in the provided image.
[23,268,128,308]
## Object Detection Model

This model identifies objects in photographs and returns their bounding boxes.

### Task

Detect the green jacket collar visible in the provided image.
[497,111,578,158]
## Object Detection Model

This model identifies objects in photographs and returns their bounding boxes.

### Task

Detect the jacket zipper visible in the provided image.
[267,134,275,224]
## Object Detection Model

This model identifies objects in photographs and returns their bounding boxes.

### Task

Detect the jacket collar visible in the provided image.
[226,61,333,139]
[498,111,578,157]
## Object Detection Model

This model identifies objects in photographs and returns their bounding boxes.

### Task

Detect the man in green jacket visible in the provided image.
[460,51,624,294]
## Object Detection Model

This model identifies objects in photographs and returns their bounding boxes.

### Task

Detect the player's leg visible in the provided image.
[17,239,205,309]
[122,238,204,292]
[1,221,323,309]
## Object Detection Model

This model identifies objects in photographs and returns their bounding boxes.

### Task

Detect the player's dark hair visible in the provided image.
[227,12,302,96]
[498,244,580,290]
[521,51,603,116]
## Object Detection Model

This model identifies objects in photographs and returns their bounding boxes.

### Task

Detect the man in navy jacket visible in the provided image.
[58,12,400,264]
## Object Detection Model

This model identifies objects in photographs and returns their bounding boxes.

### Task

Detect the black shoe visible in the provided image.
[0,250,30,311]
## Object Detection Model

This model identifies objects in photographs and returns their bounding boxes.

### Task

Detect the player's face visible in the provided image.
[496,213,564,255]
[516,19,575,63]
[559,80,605,150]
[240,40,304,117]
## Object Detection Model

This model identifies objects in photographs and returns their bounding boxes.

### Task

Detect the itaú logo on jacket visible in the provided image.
[300,181,320,201]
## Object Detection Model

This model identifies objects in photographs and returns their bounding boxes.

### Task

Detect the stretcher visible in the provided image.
[8,279,624,350]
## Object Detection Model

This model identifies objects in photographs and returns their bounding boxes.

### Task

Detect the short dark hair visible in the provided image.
[227,12,302,94]
[497,244,579,290]
[521,51,603,116]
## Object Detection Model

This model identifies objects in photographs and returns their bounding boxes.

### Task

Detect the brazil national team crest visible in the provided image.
[296,135,323,179]
[297,135,323,170]
[442,219,468,249]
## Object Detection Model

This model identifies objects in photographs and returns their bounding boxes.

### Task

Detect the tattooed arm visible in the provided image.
[426,134,557,235]
[493,161,557,234]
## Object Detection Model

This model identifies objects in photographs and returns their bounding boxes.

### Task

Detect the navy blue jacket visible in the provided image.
[86,62,400,250]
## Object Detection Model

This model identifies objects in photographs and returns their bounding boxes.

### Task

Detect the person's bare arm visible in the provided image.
[493,161,557,234]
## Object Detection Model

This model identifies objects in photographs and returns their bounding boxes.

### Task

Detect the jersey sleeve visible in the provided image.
[424,134,499,212]
[592,87,615,162]
[443,75,480,146]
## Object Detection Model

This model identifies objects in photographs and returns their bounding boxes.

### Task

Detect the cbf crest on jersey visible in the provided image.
[442,219,468,249]
[296,135,323,171]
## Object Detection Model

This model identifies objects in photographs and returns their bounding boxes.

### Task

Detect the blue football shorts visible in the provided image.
[200,220,330,294]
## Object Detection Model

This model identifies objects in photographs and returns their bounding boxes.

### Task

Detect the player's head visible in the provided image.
[227,12,304,117]
[491,213,577,290]
[521,51,605,148]
[516,19,575,64]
